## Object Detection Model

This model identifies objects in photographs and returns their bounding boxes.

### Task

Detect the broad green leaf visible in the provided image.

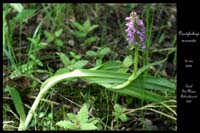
[83,74,175,93]
[74,60,88,69]
[15,9,36,23]
[70,51,81,60]
[35,59,44,67]
[8,87,26,121]
[39,42,48,47]
[109,86,164,102]
[44,31,55,42]
[92,61,122,71]
[119,114,128,122]
[75,70,169,102]
[27,37,38,46]
[83,19,91,30]
[10,3,24,13]
[87,25,99,33]
[133,76,175,92]
[10,62,34,79]
[84,36,98,45]
[55,68,70,75]
[56,120,74,129]
[89,119,99,125]
[57,52,70,67]
[10,69,21,79]
[78,104,88,123]
[123,55,133,68]
[144,76,176,90]
[39,112,45,118]
[55,39,63,47]
[81,123,98,130]
[95,59,102,66]
[67,113,77,122]
[73,31,87,38]
[114,104,122,113]
[55,29,63,37]
[86,50,97,57]
[72,21,84,31]
[99,47,110,56]
[48,113,53,119]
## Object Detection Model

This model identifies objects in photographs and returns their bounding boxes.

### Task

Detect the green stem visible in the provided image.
[111,46,139,89]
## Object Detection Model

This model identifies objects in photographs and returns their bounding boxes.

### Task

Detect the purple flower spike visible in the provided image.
[125,11,146,49]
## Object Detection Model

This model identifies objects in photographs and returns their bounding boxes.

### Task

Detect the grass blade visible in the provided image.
[8,86,26,122]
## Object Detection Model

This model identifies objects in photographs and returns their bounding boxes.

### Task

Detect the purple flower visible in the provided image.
[125,11,146,48]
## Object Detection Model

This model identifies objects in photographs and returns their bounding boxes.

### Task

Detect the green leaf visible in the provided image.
[81,123,98,130]
[119,114,128,122]
[39,42,48,47]
[87,25,99,33]
[55,29,63,37]
[10,69,21,79]
[55,39,63,47]
[83,19,91,30]
[35,59,44,67]
[15,9,36,23]
[92,61,122,71]
[110,86,165,102]
[95,59,102,66]
[133,75,176,92]
[98,47,110,56]
[8,87,26,121]
[10,62,34,79]
[74,60,88,69]
[114,104,122,113]
[57,52,70,67]
[70,51,81,60]
[67,113,77,122]
[10,3,24,13]
[123,55,133,68]
[72,21,84,31]
[89,118,99,125]
[55,68,70,75]
[44,31,55,42]
[86,50,97,57]
[79,70,170,102]
[56,120,74,129]
[78,104,89,123]
[48,113,53,119]
[159,33,166,44]
[84,36,98,45]
[73,31,87,38]
[38,112,45,118]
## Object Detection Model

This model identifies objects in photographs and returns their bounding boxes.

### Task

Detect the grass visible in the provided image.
[3,3,177,131]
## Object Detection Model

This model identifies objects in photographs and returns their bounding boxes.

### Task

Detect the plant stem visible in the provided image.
[111,46,139,89]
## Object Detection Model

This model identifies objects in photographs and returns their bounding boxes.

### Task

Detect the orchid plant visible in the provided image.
[18,11,175,130]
